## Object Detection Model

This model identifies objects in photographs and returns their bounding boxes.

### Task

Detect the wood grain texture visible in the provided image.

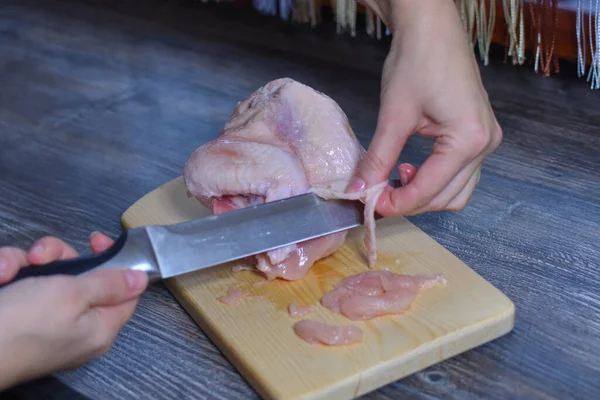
[0,0,599,399]
[121,176,515,400]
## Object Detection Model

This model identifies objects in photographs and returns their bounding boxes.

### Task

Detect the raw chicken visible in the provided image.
[217,287,253,305]
[184,78,386,281]
[288,301,316,318]
[293,320,363,345]
[310,181,387,269]
[321,270,447,320]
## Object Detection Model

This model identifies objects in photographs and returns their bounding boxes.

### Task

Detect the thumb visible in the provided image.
[350,100,418,192]
[77,268,148,307]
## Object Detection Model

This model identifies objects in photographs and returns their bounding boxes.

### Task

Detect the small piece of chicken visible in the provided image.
[288,301,316,318]
[293,320,363,346]
[217,287,252,305]
[184,78,385,280]
[321,271,447,320]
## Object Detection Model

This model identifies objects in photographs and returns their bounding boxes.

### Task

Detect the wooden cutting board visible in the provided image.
[121,176,515,400]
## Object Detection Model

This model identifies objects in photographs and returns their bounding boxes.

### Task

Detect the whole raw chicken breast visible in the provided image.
[184,78,383,280]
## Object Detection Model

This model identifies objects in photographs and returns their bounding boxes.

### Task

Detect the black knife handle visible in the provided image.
[0,233,129,289]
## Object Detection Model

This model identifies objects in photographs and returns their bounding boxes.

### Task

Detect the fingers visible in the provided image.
[97,298,140,342]
[89,232,114,254]
[103,298,140,331]
[381,160,481,216]
[398,163,416,186]
[27,236,79,266]
[375,148,468,216]
[0,236,80,283]
[0,231,117,287]
[407,159,482,215]
[0,247,28,283]
[77,268,148,308]
[352,99,419,190]
[375,120,496,217]
[82,298,141,359]
[446,167,481,211]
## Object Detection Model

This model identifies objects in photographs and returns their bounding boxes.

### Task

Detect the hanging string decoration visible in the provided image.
[292,0,320,26]
[456,0,496,65]
[581,0,600,88]
[528,0,559,76]
[246,0,599,88]
[502,0,526,65]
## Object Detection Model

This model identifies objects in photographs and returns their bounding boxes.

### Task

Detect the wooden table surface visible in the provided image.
[1,1,599,399]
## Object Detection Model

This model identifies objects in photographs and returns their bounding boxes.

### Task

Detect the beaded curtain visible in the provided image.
[236,0,600,89]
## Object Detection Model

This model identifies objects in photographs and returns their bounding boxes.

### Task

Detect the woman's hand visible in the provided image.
[352,0,503,216]
[0,233,148,390]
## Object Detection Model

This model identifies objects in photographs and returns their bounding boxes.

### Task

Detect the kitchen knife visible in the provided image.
[1,180,401,286]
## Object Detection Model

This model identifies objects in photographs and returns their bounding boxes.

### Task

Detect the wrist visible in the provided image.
[358,0,456,36]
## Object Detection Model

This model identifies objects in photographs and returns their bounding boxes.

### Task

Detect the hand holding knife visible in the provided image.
[2,180,402,287]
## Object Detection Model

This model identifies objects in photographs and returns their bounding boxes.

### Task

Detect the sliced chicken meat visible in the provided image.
[293,320,363,346]
[217,287,253,305]
[288,301,316,318]
[310,181,387,269]
[184,78,387,280]
[321,270,447,320]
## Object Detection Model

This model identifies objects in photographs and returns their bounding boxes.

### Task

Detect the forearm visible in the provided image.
[357,0,463,37]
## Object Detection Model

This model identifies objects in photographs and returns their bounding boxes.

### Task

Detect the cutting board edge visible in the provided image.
[313,305,516,400]
[163,277,516,400]
[123,175,184,215]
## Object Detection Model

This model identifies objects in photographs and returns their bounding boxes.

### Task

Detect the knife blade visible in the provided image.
[1,180,401,286]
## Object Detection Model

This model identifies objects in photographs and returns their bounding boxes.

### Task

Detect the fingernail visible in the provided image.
[30,243,44,256]
[346,177,366,193]
[89,231,100,239]
[125,270,147,290]
[400,170,408,186]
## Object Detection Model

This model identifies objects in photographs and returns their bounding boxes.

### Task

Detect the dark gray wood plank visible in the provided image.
[0,1,599,399]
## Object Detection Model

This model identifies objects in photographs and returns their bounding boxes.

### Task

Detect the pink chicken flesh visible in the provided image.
[184,78,386,281]
[321,270,447,320]
[217,287,252,305]
[293,320,363,346]
[288,301,316,318]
